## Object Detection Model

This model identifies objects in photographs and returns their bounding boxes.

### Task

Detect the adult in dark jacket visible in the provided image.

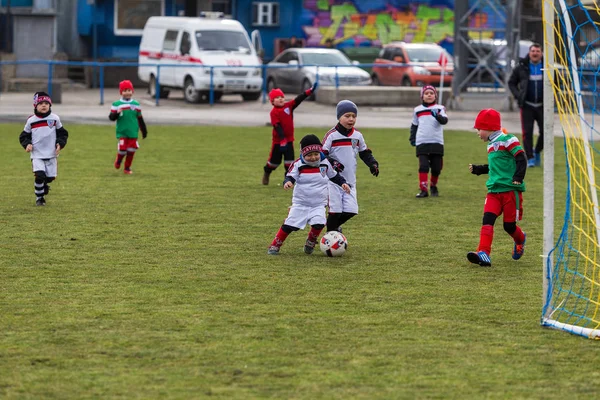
[508,43,544,167]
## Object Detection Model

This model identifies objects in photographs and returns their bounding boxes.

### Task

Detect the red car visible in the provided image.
[371,42,454,87]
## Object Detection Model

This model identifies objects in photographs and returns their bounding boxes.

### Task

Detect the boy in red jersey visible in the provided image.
[467,109,527,267]
[262,82,318,185]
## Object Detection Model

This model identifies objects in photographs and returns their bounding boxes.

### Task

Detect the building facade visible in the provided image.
[2,0,513,63]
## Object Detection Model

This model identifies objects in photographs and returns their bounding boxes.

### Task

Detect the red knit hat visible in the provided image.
[119,80,134,94]
[474,108,502,131]
[420,85,437,99]
[269,88,284,103]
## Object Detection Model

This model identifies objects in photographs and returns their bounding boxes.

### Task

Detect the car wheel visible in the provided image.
[148,75,170,99]
[371,75,380,86]
[267,78,277,93]
[184,77,200,103]
[402,77,412,87]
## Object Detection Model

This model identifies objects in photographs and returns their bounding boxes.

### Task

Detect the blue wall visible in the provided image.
[77,0,181,59]
[1,0,32,5]
[236,0,304,61]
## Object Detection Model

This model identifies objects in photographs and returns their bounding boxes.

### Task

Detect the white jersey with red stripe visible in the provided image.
[23,113,63,159]
[286,157,338,207]
[411,104,446,146]
[322,126,367,186]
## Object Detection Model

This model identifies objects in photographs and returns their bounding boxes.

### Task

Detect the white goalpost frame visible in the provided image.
[542,0,555,318]
[542,0,600,339]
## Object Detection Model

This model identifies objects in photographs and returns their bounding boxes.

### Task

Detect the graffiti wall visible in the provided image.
[300,0,503,50]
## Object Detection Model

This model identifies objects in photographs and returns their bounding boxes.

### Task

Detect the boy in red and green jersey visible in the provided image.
[467,109,527,267]
[109,80,148,174]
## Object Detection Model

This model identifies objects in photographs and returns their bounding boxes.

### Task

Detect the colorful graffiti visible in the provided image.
[301,0,500,48]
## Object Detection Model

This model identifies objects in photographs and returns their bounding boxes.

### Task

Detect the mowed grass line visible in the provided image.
[0,123,595,399]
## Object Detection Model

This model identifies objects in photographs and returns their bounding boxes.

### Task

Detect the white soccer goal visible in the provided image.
[541,0,600,339]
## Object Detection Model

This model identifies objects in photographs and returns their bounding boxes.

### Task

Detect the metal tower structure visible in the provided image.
[451,0,524,110]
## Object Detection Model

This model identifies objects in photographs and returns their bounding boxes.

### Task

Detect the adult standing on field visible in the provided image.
[508,42,544,168]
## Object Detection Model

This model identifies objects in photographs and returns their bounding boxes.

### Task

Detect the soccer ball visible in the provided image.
[320,231,348,257]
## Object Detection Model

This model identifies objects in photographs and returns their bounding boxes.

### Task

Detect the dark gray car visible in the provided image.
[266,48,372,94]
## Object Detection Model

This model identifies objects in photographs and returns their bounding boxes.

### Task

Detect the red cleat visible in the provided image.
[124,169,133,175]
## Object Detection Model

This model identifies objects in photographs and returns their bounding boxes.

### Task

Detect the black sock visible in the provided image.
[327,213,342,232]
[338,212,357,227]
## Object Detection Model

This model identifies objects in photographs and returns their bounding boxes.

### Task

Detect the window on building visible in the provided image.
[114,0,164,36]
[212,0,232,15]
[252,2,279,27]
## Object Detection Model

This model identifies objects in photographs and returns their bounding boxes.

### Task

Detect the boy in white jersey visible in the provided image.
[268,135,350,255]
[409,85,448,198]
[19,92,69,206]
[322,100,379,233]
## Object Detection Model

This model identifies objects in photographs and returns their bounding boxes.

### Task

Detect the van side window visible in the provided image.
[163,30,179,52]
[180,32,191,55]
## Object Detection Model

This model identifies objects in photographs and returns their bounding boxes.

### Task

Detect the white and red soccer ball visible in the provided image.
[320,231,348,257]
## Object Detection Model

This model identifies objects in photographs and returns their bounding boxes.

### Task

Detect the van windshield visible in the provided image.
[195,30,251,52]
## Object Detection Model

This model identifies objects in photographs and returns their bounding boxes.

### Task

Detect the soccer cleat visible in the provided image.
[534,152,541,167]
[512,233,527,260]
[467,251,492,267]
[267,246,280,255]
[430,186,439,197]
[262,172,270,185]
[527,158,536,168]
[124,169,133,175]
[35,197,46,206]
[304,239,316,254]
[416,190,428,198]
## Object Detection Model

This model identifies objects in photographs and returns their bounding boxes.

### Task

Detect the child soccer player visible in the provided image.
[109,80,148,174]
[19,91,69,206]
[322,100,379,233]
[409,85,448,198]
[268,134,350,255]
[262,82,318,185]
[467,108,527,267]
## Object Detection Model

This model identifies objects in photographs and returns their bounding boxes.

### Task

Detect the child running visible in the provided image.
[467,108,527,267]
[19,91,69,206]
[109,80,148,174]
[409,85,448,198]
[262,82,318,185]
[322,100,379,233]
[267,134,350,255]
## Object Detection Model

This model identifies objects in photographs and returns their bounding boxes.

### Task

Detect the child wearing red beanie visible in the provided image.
[467,108,527,267]
[262,82,318,185]
[108,80,148,174]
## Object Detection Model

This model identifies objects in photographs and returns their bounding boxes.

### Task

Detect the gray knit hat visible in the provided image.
[336,100,358,120]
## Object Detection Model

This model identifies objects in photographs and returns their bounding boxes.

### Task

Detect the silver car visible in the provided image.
[266,48,372,94]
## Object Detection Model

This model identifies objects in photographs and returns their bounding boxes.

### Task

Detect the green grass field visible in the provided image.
[1,123,597,399]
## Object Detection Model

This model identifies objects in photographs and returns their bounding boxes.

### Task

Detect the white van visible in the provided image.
[138,15,263,103]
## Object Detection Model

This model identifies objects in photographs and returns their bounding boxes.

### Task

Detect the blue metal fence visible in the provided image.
[0,59,460,106]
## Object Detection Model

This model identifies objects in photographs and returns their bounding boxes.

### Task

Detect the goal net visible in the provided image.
[542,0,600,339]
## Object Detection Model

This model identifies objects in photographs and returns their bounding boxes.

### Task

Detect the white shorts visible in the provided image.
[284,204,327,229]
[328,183,358,214]
[32,158,57,178]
